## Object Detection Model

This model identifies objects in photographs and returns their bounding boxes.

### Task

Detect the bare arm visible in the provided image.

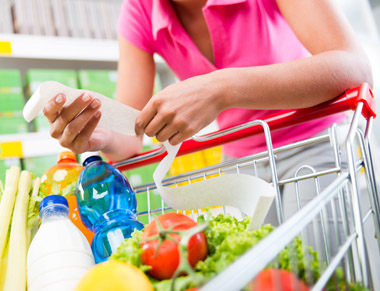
[101,36,156,162]
[135,0,372,146]
[215,0,373,110]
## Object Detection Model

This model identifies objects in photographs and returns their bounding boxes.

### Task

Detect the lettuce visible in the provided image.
[111,213,322,290]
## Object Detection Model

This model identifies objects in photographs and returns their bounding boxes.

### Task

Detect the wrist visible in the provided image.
[208,69,235,111]
[101,133,143,163]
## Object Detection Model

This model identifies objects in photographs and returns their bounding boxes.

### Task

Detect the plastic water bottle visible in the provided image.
[76,152,144,263]
[27,195,95,291]
[40,151,94,244]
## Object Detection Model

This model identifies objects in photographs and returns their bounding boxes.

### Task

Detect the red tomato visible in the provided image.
[140,212,208,280]
[250,269,310,291]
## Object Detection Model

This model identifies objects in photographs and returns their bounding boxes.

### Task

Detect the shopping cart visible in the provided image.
[114,83,380,290]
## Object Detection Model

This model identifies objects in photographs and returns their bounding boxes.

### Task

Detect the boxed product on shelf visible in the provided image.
[0,69,25,112]
[23,154,58,178]
[64,0,81,38]
[51,0,70,37]
[24,69,78,132]
[0,70,28,134]
[0,114,28,134]
[78,70,118,99]
[0,0,13,34]
[38,0,55,36]
[78,70,162,101]
[13,0,28,34]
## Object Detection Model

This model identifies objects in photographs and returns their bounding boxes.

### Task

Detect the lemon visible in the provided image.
[75,261,153,291]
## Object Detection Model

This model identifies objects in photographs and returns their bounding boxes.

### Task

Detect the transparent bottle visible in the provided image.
[41,151,94,244]
[27,195,95,291]
[76,152,144,263]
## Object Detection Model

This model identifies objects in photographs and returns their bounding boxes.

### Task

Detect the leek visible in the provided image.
[0,166,20,260]
[0,240,9,290]
[26,177,41,247]
[3,170,33,291]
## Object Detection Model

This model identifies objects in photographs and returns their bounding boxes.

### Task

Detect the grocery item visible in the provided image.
[27,195,95,291]
[3,170,33,291]
[111,214,321,291]
[75,261,153,291]
[78,69,118,99]
[0,167,40,290]
[40,151,94,244]
[141,212,208,280]
[0,69,28,134]
[0,166,20,261]
[249,269,310,291]
[0,158,21,182]
[0,69,25,112]
[76,152,144,263]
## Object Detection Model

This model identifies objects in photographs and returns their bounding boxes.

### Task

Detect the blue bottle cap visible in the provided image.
[80,151,102,166]
[39,195,69,213]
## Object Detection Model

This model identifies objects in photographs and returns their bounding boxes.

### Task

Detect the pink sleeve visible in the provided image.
[117,0,155,54]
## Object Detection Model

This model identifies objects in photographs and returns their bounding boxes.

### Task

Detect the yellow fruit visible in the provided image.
[75,261,153,291]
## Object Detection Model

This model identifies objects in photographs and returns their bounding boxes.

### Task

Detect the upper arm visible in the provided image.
[116,35,156,111]
[275,0,363,54]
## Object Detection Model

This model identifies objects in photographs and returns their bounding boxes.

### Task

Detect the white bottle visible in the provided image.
[27,195,95,291]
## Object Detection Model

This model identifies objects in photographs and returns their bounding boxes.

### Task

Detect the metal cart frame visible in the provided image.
[114,83,379,290]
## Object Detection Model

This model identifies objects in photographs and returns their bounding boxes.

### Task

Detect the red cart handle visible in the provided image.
[114,83,375,171]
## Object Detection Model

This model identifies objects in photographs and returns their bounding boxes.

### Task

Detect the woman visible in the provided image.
[43,0,372,163]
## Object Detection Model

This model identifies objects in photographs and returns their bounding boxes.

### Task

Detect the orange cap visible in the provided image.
[57,151,77,163]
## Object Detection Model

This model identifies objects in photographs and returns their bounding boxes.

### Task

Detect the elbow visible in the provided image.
[349,49,374,90]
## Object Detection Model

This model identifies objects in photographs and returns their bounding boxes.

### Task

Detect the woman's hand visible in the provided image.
[135,73,225,145]
[43,92,112,153]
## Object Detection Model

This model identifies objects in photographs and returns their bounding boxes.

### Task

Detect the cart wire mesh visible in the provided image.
[114,84,380,290]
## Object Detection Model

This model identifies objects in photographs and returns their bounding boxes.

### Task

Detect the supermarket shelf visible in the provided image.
[0,132,66,159]
[0,33,165,64]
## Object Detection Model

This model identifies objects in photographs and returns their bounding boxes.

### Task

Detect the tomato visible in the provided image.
[140,212,208,280]
[250,269,310,291]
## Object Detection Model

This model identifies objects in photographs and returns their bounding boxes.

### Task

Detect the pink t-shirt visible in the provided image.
[118,0,345,157]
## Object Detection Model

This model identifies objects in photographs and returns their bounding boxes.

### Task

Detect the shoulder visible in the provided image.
[119,0,153,22]
[118,0,156,54]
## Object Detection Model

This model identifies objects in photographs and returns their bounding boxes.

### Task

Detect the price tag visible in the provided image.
[0,141,23,158]
[0,41,12,55]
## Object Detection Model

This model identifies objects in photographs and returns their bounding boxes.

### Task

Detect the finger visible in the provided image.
[143,114,170,138]
[59,93,95,124]
[135,104,157,136]
[43,94,66,123]
[51,97,100,138]
[155,124,178,143]
[71,111,102,153]
[168,131,184,146]
[57,100,101,145]
[168,128,194,146]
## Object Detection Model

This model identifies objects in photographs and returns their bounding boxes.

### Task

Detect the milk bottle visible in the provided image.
[27,195,95,291]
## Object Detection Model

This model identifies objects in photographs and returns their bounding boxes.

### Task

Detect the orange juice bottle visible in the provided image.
[40,151,94,244]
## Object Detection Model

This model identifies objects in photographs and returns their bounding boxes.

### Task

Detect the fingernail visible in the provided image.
[95,111,101,118]
[91,99,101,108]
[55,95,63,103]
[82,93,91,102]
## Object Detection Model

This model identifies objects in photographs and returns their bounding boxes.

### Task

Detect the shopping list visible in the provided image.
[23,81,275,229]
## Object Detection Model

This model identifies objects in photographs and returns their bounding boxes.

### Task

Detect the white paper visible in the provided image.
[154,142,275,229]
[23,81,140,136]
[23,81,275,229]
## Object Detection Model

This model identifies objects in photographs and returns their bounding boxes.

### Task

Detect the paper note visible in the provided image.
[23,81,275,229]
[23,81,140,136]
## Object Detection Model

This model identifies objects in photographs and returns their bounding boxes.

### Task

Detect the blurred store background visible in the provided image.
[0,0,379,184]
